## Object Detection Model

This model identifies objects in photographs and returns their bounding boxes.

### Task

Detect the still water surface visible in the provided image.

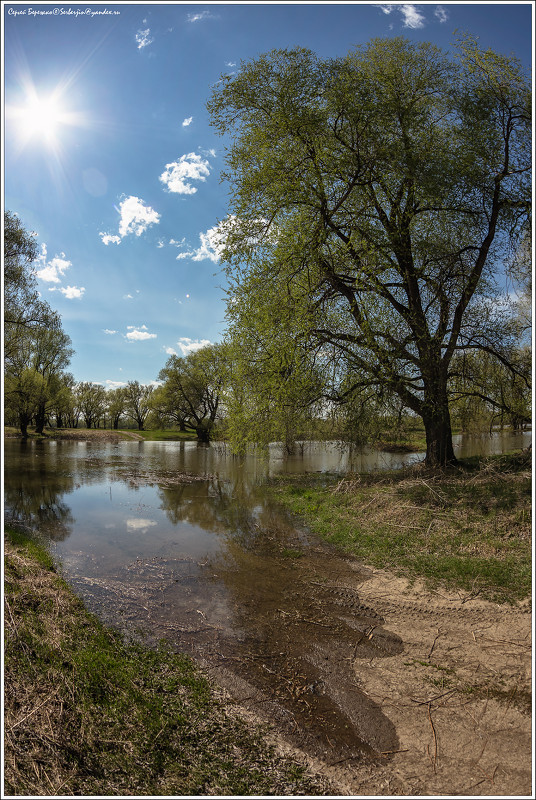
[3,430,531,760]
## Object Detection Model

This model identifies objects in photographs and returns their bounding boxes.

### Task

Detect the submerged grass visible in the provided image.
[4,526,329,797]
[268,451,532,604]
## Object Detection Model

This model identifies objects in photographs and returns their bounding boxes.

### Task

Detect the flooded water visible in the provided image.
[3,430,531,764]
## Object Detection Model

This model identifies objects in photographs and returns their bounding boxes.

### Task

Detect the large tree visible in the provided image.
[124,381,154,431]
[208,36,531,465]
[157,344,227,442]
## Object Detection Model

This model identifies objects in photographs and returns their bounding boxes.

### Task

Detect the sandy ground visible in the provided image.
[215,566,532,797]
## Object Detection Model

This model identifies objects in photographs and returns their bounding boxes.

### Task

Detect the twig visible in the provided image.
[410,688,456,706]
[427,702,438,772]
[427,627,444,660]
[481,637,530,648]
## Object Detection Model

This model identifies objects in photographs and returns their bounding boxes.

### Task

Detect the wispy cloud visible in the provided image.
[103,329,117,335]
[135,28,154,49]
[434,5,448,23]
[182,116,193,127]
[160,153,211,195]
[175,221,227,263]
[375,3,426,28]
[187,10,215,23]
[400,4,425,28]
[100,196,160,244]
[125,324,157,342]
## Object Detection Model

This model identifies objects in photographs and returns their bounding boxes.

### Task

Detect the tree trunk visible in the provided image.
[19,412,30,438]
[34,403,46,435]
[422,376,457,467]
[195,422,212,443]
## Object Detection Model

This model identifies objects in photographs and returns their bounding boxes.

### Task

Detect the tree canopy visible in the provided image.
[208,35,531,465]
[4,212,74,436]
[157,344,227,442]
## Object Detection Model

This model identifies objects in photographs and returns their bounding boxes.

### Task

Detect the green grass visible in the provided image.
[4,525,329,797]
[268,452,531,604]
[120,428,198,441]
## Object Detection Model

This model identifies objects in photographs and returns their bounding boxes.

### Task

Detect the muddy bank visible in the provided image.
[4,427,144,441]
[68,528,531,796]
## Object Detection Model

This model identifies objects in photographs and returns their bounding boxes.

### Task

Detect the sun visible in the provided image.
[19,96,66,139]
[8,86,84,151]
[14,94,70,144]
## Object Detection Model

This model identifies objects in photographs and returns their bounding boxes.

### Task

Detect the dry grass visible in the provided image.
[269,451,532,603]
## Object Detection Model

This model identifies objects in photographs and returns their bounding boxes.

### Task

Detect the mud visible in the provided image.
[69,527,532,797]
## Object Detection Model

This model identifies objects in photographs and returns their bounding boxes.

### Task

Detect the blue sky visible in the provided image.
[4,2,533,388]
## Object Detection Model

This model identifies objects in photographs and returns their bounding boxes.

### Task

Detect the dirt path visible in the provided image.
[202,563,532,796]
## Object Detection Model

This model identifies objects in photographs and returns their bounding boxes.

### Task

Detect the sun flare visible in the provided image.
[8,87,84,150]
[21,97,64,138]
[16,95,70,143]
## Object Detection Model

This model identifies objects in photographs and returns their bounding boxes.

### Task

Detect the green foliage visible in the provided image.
[156,344,228,442]
[124,380,154,430]
[74,382,106,429]
[208,36,531,466]
[4,212,74,435]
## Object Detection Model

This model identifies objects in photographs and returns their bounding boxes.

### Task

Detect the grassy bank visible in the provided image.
[122,428,198,441]
[4,526,328,797]
[268,451,532,605]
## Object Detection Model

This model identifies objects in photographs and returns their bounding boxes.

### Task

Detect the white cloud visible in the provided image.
[160,153,211,195]
[135,28,154,49]
[123,294,134,300]
[35,251,72,283]
[125,325,157,341]
[176,337,212,356]
[400,4,425,28]
[187,10,214,23]
[175,221,229,263]
[434,5,448,23]
[164,346,178,355]
[118,196,160,237]
[103,329,117,335]
[126,518,157,531]
[59,285,85,299]
[100,233,121,245]
[182,116,193,127]
[105,380,127,389]
[100,196,160,244]
[375,3,426,27]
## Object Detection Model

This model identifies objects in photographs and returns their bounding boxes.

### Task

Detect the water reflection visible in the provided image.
[4,440,76,540]
[4,432,530,760]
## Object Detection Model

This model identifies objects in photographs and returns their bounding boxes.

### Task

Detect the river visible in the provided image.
[3,429,531,764]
